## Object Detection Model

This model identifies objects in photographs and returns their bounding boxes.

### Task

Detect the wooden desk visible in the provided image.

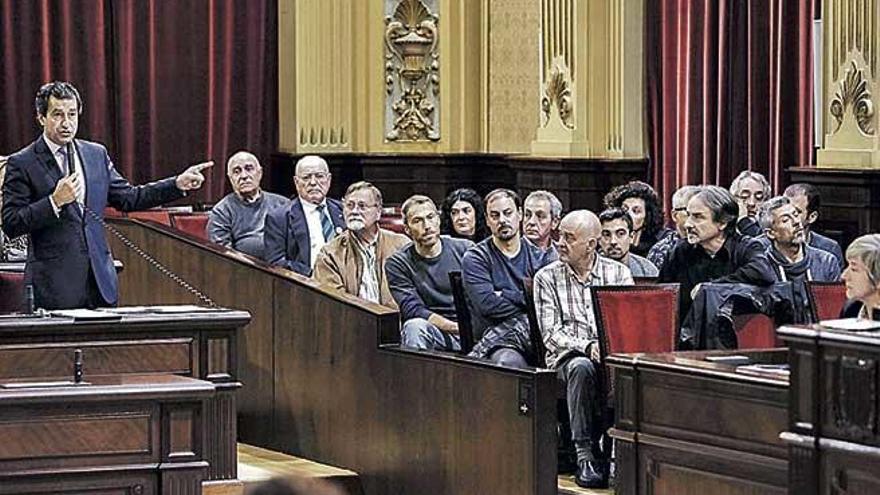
[0,373,214,494]
[608,349,790,495]
[0,309,249,483]
[779,324,880,495]
[107,218,559,495]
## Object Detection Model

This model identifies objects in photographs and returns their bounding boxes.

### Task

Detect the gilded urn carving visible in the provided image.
[384,0,440,142]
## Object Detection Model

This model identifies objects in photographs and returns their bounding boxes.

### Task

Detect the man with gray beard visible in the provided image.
[313,181,409,309]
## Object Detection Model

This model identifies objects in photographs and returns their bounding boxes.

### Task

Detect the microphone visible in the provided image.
[24,284,34,314]
[65,141,75,178]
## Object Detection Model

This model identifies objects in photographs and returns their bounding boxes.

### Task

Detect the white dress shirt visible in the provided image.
[301,199,330,268]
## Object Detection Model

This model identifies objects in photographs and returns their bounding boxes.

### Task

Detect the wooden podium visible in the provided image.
[0,307,250,489]
[0,374,214,494]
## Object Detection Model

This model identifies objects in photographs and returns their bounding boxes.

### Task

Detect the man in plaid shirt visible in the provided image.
[534,210,633,489]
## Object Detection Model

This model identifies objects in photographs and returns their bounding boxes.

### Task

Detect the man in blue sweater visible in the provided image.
[462,188,556,368]
[386,195,474,351]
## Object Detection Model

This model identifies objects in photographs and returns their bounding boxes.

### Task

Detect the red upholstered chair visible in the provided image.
[733,313,779,349]
[171,213,210,241]
[807,281,848,321]
[0,271,25,314]
[379,206,407,234]
[592,284,681,357]
[128,209,173,226]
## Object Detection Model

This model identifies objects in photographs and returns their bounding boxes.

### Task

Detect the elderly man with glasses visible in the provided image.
[313,181,410,309]
[264,155,345,276]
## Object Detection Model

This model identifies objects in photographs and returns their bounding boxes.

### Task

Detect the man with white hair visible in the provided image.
[523,190,562,253]
[729,170,771,237]
[313,181,410,309]
[264,155,345,275]
[208,151,289,259]
[758,196,840,283]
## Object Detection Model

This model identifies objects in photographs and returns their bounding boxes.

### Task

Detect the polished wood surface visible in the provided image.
[0,373,212,495]
[609,349,790,495]
[107,218,559,495]
[0,309,248,483]
[238,443,363,495]
[779,324,880,495]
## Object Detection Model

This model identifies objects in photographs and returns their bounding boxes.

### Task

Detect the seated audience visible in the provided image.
[758,196,840,282]
[207,151,289,259]
[462,188,556,368]
[729,170,771,237]
[784,183,844,269]
[603,181,672,257]
[647,185,700,271]
[534,210,633,489]
[264,155,345,275]
[386,195,473,351]
[598,207,658,277]
[523,190,562,253]
[439,188,489,242]
[313,181,410,309]
[841,234,880,320]
[659,185,775,322]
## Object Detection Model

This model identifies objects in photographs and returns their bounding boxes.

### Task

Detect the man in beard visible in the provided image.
[598,207,658,277]
[462,188,556,368]
[313,181,409,309]
[758,196,840,283]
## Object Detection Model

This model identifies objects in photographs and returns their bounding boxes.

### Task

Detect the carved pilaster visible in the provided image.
[818,0,879,168]
[384,0,441,142]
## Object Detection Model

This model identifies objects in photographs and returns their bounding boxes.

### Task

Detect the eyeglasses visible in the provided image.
[297,172,330,182]
[344,201,378,211]
[672,207,687,213]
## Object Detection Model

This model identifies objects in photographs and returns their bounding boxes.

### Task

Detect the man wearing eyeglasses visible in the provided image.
[647,185,700,271]
[264,155,345,276]
[313,181,410,308]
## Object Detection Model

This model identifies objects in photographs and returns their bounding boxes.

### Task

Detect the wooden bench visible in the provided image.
[233,444,364,495]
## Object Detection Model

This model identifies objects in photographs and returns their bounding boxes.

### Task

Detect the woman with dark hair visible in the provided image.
[440,188,490,242]
[603,181,673,257]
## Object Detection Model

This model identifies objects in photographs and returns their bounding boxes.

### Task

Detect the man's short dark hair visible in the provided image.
[784,183,821,215]
[598,207,633,232]
[694,185,739,235]
[484,188,521,209]
[35,81,82,116]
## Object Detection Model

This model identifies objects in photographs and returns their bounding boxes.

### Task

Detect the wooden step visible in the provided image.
[234,443,363,495]
[557,475,613,495]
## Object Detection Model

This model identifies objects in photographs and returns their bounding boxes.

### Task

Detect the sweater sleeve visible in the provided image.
[385,252,432,321]
[462,246,523,322]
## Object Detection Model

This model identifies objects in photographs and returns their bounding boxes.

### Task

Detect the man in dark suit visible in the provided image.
[1,81,212,310]
[263,155,344,276]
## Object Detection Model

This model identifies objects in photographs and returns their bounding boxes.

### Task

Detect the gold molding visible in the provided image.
[830,59,875,136]
[541,56,574,129]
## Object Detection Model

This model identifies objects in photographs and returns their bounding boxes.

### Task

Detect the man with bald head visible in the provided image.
[208,151,289,258]
[534,210,633,489]
[263,155,345,275]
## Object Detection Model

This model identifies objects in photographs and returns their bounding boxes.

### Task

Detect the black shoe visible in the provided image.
[575,460,608,489]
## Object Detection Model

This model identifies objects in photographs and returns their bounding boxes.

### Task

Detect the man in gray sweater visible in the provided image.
[386,195,473,351]
[208,151,289,259]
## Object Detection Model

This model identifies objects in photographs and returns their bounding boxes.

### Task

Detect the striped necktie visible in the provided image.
[316,204,335,241]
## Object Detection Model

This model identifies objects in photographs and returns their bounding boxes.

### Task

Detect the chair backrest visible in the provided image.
[380,206,406,234]
[0,271,25,314]
[592,284,680,357]
[733,313,779,349]
[807,281,848,321]
[633,276,658,285]
[171,213,210,241]
[128,209,173,226]
[521,277,547,368]
[448,271,475,354]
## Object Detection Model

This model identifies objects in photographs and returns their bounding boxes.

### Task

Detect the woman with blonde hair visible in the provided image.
[841,234,880,320]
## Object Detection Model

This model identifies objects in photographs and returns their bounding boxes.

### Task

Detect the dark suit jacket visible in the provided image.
[263,197,345,276]
[1,137,183,309]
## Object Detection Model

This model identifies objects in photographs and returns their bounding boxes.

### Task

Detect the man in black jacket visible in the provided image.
[659,186,776,337]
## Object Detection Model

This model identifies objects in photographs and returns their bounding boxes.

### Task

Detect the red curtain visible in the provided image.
[646,0,815,214]
[0,0,277,204]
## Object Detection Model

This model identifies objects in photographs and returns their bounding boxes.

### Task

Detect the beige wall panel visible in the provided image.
[487,0,542,154]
